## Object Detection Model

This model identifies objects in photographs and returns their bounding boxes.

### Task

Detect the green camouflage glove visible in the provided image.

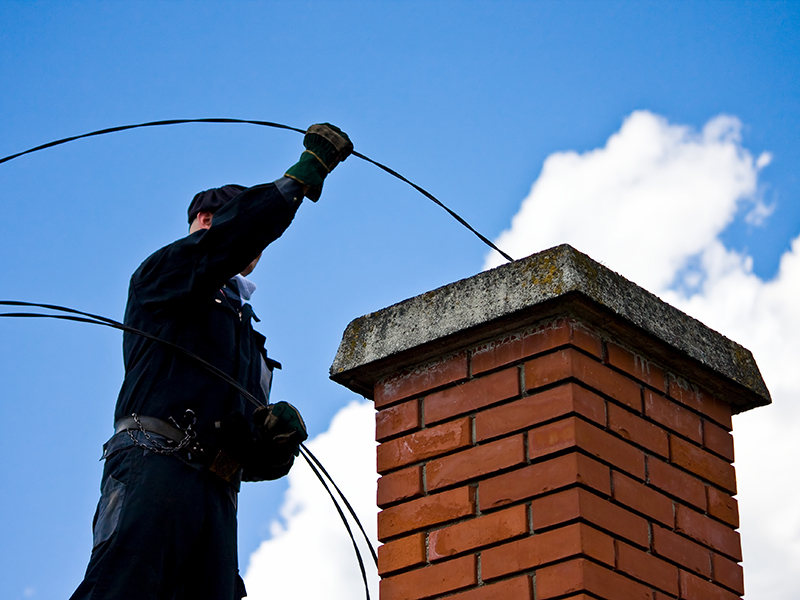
[242,401,308,482]
[285,123,353,201]
[253,401,308,448]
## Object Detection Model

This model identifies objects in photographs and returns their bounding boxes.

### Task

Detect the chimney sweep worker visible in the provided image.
[70,123,353,600]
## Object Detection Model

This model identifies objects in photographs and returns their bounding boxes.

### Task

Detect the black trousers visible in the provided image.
[70,432,245,600]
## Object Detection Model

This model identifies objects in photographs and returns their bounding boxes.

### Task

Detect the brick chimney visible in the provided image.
[330,245,770,600]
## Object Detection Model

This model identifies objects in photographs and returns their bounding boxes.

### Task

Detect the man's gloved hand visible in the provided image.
[243,401,308,482]
[285,123,353,201]
[253,401,308,449]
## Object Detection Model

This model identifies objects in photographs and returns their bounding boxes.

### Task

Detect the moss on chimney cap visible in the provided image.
[330,244,770,413]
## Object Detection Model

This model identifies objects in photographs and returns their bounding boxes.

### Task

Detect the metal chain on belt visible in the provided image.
[125,413,195,455]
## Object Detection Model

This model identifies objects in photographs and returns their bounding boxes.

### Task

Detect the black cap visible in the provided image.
[187,184,246,224]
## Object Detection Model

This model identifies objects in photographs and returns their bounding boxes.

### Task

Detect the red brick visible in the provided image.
[680,570,742,600]
[569,321,604,358]
[529,417,646,480]
[480,452,611,511]
[607,341,666,392]
[704,420,735,462]
[377,533,426,575]
[380,554,477,600]
[675,505,742,561]
[571,349,643,411]
[523,349,574,390]
[645,389,703,443]
[608,402,669,457]
[470,320,604,376]
[471,320,572,374]
[667,376,732,429]
[444,576,531,600]
[377,418,471,473]
[652,525,712,577]
[376,399,420,441]
[377,465,423,508]
[612,471,674,527]
[707,487,739,528]
[475,382,605,441]
[428,504,527,561]
[671,436,737,494]
[532,488,649,547]
[701,393,734,430]
[427,435,525,491]
[536,558,652,600]
[375,352,468,408]
[712,553,744,595]
[648,456,707,510]
[425,367,520,424]
[482,523,614,580]
[378,486,475,540]
[525,349,642,411]
[617,540,679,595]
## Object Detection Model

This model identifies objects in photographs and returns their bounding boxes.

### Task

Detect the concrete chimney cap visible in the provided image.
[330,244,770,413]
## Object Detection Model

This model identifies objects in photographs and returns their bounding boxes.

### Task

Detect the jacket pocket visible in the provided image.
[92,475,126,549]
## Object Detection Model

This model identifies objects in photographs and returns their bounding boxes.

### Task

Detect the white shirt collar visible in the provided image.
[233,273,257,302]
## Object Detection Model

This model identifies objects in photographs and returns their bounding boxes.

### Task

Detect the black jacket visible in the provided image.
[114,183,299,453]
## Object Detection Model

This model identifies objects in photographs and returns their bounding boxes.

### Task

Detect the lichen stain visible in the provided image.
[728,344,770,400]
[421,290,438,306]
[520,252,561,293]
[338,317,367,369]
[570,248,604,297]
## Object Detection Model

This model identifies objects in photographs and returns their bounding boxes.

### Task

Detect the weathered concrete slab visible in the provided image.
[330,244,770,412]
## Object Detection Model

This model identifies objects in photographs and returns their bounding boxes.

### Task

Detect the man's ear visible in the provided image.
[190,211,214,233]
[198,211,214,229]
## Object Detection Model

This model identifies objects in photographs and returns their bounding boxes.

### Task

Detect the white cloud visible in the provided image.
[756,152,773,170]
[243,400,379,600]
[486,111,768,292]
[488,110,800,599]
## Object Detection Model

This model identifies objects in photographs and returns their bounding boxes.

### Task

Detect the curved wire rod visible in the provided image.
[0,118,514,262]
[0,301,263,409]
[298,445,372,600]
[0,118,304,165]
[301,440,378,567]
[352,150,514,262]
[1,299,128,326]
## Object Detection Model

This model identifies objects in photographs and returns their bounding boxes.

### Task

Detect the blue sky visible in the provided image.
[1,2,798,599]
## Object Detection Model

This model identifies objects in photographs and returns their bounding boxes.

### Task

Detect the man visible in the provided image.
[70,123,353,600]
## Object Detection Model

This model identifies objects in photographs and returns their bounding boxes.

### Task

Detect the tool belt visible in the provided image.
[114,415,243,486]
